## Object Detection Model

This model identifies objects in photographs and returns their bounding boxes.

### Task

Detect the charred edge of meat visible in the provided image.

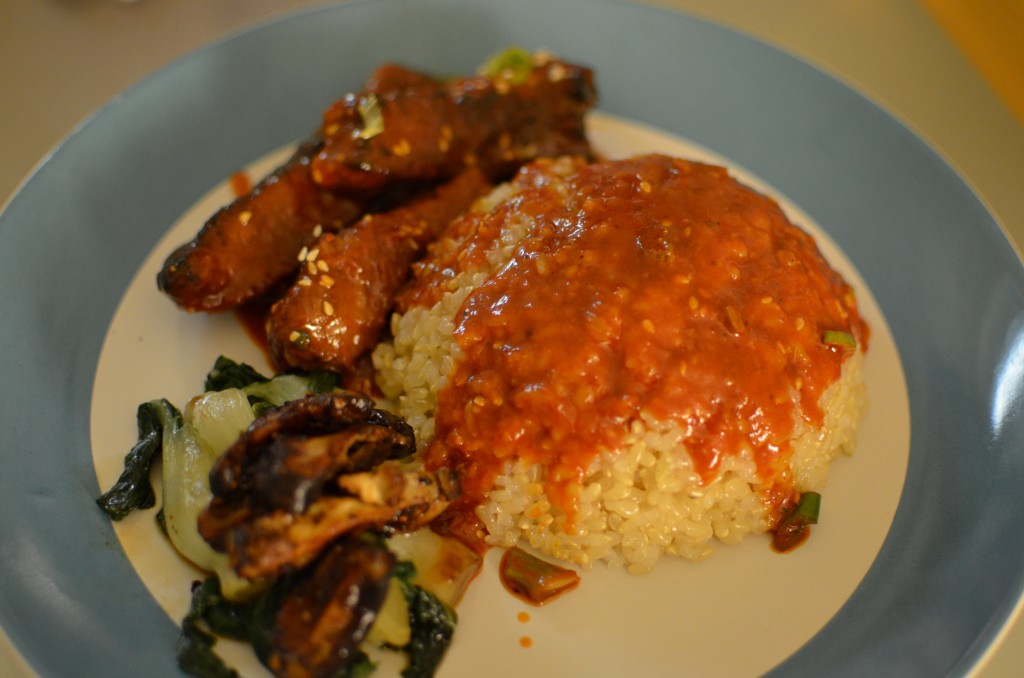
[208,392,383,496]
[157,140,319,297]
[156,137,376,312]
[311,58,597,191]
[204,461,457,581]
[266,536,395,678]
[197,392,456,580]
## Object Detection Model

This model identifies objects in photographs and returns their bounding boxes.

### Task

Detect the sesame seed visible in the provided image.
[548,63,567,82]
[307,261,317,276]
[642,318,655,334]
[297,246,309,262]
[297,277,312,287]
[288,330,301,342]
[640,180,652,193]
[319,274,335,288]
[325,123,341,136]
[795,317,806,330]
[317,260,329,272]
[689,296,699,310]
[323,301,334,316]
[392,139,412,156]
[312,224,323,238]
[438,138,450,152]
[353,335,360,346]
[238,210,252,225]
[307,247,319,262]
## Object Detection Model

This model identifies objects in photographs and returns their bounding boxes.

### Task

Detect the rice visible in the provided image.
[373,155,868,574]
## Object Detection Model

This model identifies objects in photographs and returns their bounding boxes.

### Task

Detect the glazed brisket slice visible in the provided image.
[311,56,597,190]
[157,138,370,312]
[267,166,491,373]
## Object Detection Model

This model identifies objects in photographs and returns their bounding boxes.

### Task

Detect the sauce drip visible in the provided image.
[416,155,867,523]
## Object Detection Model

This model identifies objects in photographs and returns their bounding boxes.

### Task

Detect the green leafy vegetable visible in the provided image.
[204,356,270,391]
[177,578,245,678]
[178,569,379,678]
[96,399,179,520]
[822,329,856,349]
[480,46,535,84]
[305,368,340,394]
[395,562,457,678]
[242,374,312,416]
[163,388,256,599]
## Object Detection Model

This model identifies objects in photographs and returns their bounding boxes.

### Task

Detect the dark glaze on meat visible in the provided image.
[157,139,369,312]
[310,55,597,191]
[156,64,443,313]
[267,167,492,373]
[198,393,457,580]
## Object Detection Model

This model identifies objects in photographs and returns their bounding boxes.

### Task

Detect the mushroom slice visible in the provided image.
[198,392,456,580]
[219,463,456,580]
[268,537,395,678]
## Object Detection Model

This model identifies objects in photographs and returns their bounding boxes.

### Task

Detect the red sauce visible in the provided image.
[229,170,252,198]
[418,155,867,525]
[235,300,273,363]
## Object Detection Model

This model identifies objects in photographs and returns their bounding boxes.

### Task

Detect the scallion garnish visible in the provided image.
[356,94,384,140]
[822,329,856,349]
[772,491,821,553]
[479,47,535,85]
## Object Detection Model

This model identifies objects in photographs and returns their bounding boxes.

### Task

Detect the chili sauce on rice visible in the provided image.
[373,154,868,573]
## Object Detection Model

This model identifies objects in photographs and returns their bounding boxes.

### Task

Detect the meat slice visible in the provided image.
[156,64,442,313]
[267,167,491,373]
[310,55,597,190]
[157,140,370,312]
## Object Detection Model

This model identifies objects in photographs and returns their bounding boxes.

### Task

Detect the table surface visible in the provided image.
[1,0,1022,675]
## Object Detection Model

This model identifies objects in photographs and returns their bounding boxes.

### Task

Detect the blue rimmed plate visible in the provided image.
[1,1,1022,676]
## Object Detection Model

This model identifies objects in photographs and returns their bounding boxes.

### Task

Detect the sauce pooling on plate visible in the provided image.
[417,154,868,523]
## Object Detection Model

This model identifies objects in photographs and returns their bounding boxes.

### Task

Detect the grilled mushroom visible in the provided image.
[199,392,457,580]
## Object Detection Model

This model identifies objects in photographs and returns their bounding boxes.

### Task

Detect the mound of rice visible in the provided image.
[373,156,867,574]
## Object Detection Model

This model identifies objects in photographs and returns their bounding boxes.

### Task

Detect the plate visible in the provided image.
[87,113,909,678]
[1,0,1022,676]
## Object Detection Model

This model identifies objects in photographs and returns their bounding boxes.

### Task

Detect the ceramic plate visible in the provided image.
[1,1,1022,677]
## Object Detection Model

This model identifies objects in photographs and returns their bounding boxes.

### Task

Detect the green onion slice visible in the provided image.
[356,93,384,140]
[822,329,856,349]
[479,47,535,85]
